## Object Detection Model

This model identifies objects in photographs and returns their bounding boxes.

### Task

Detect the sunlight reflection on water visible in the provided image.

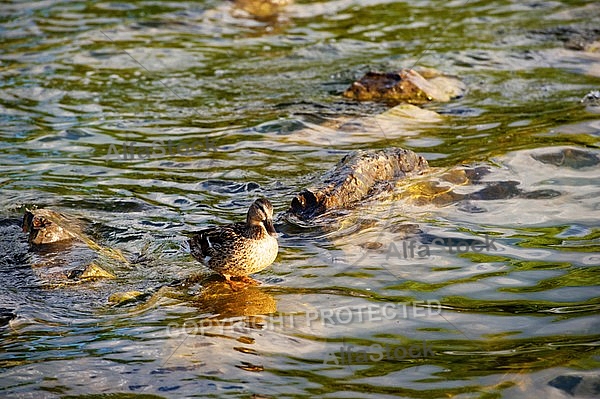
[1,0,600,398]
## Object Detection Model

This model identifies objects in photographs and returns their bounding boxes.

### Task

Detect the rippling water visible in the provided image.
[1,0,600,398]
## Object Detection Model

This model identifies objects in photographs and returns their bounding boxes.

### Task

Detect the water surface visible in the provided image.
[1,0,599,398]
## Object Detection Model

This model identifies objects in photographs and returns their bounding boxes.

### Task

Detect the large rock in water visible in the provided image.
[18,209,125,283]
[343,68,466,104]
[289,147,429,220]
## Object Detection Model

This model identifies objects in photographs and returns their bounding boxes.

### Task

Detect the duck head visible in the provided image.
[247,198,277,236]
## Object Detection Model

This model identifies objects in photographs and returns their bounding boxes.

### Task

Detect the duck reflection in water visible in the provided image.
[192,276,277,320]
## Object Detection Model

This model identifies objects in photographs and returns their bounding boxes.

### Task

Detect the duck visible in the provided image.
[188,198,278,285]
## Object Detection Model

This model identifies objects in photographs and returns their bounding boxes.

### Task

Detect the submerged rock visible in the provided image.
[22,208,127,263]
[22,209,78,245]
[233,0,291,20]
[18,209,125,284]
[548,373,600,398]
[343,68,466,104]
[289,147,429,220]
[67,262,116,280]
[108,291,148,306]
[532,147,600,169]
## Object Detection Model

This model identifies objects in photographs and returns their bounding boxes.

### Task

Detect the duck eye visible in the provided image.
[255,204,266,215]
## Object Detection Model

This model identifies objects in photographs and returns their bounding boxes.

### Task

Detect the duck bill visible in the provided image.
[264,219,277,237]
